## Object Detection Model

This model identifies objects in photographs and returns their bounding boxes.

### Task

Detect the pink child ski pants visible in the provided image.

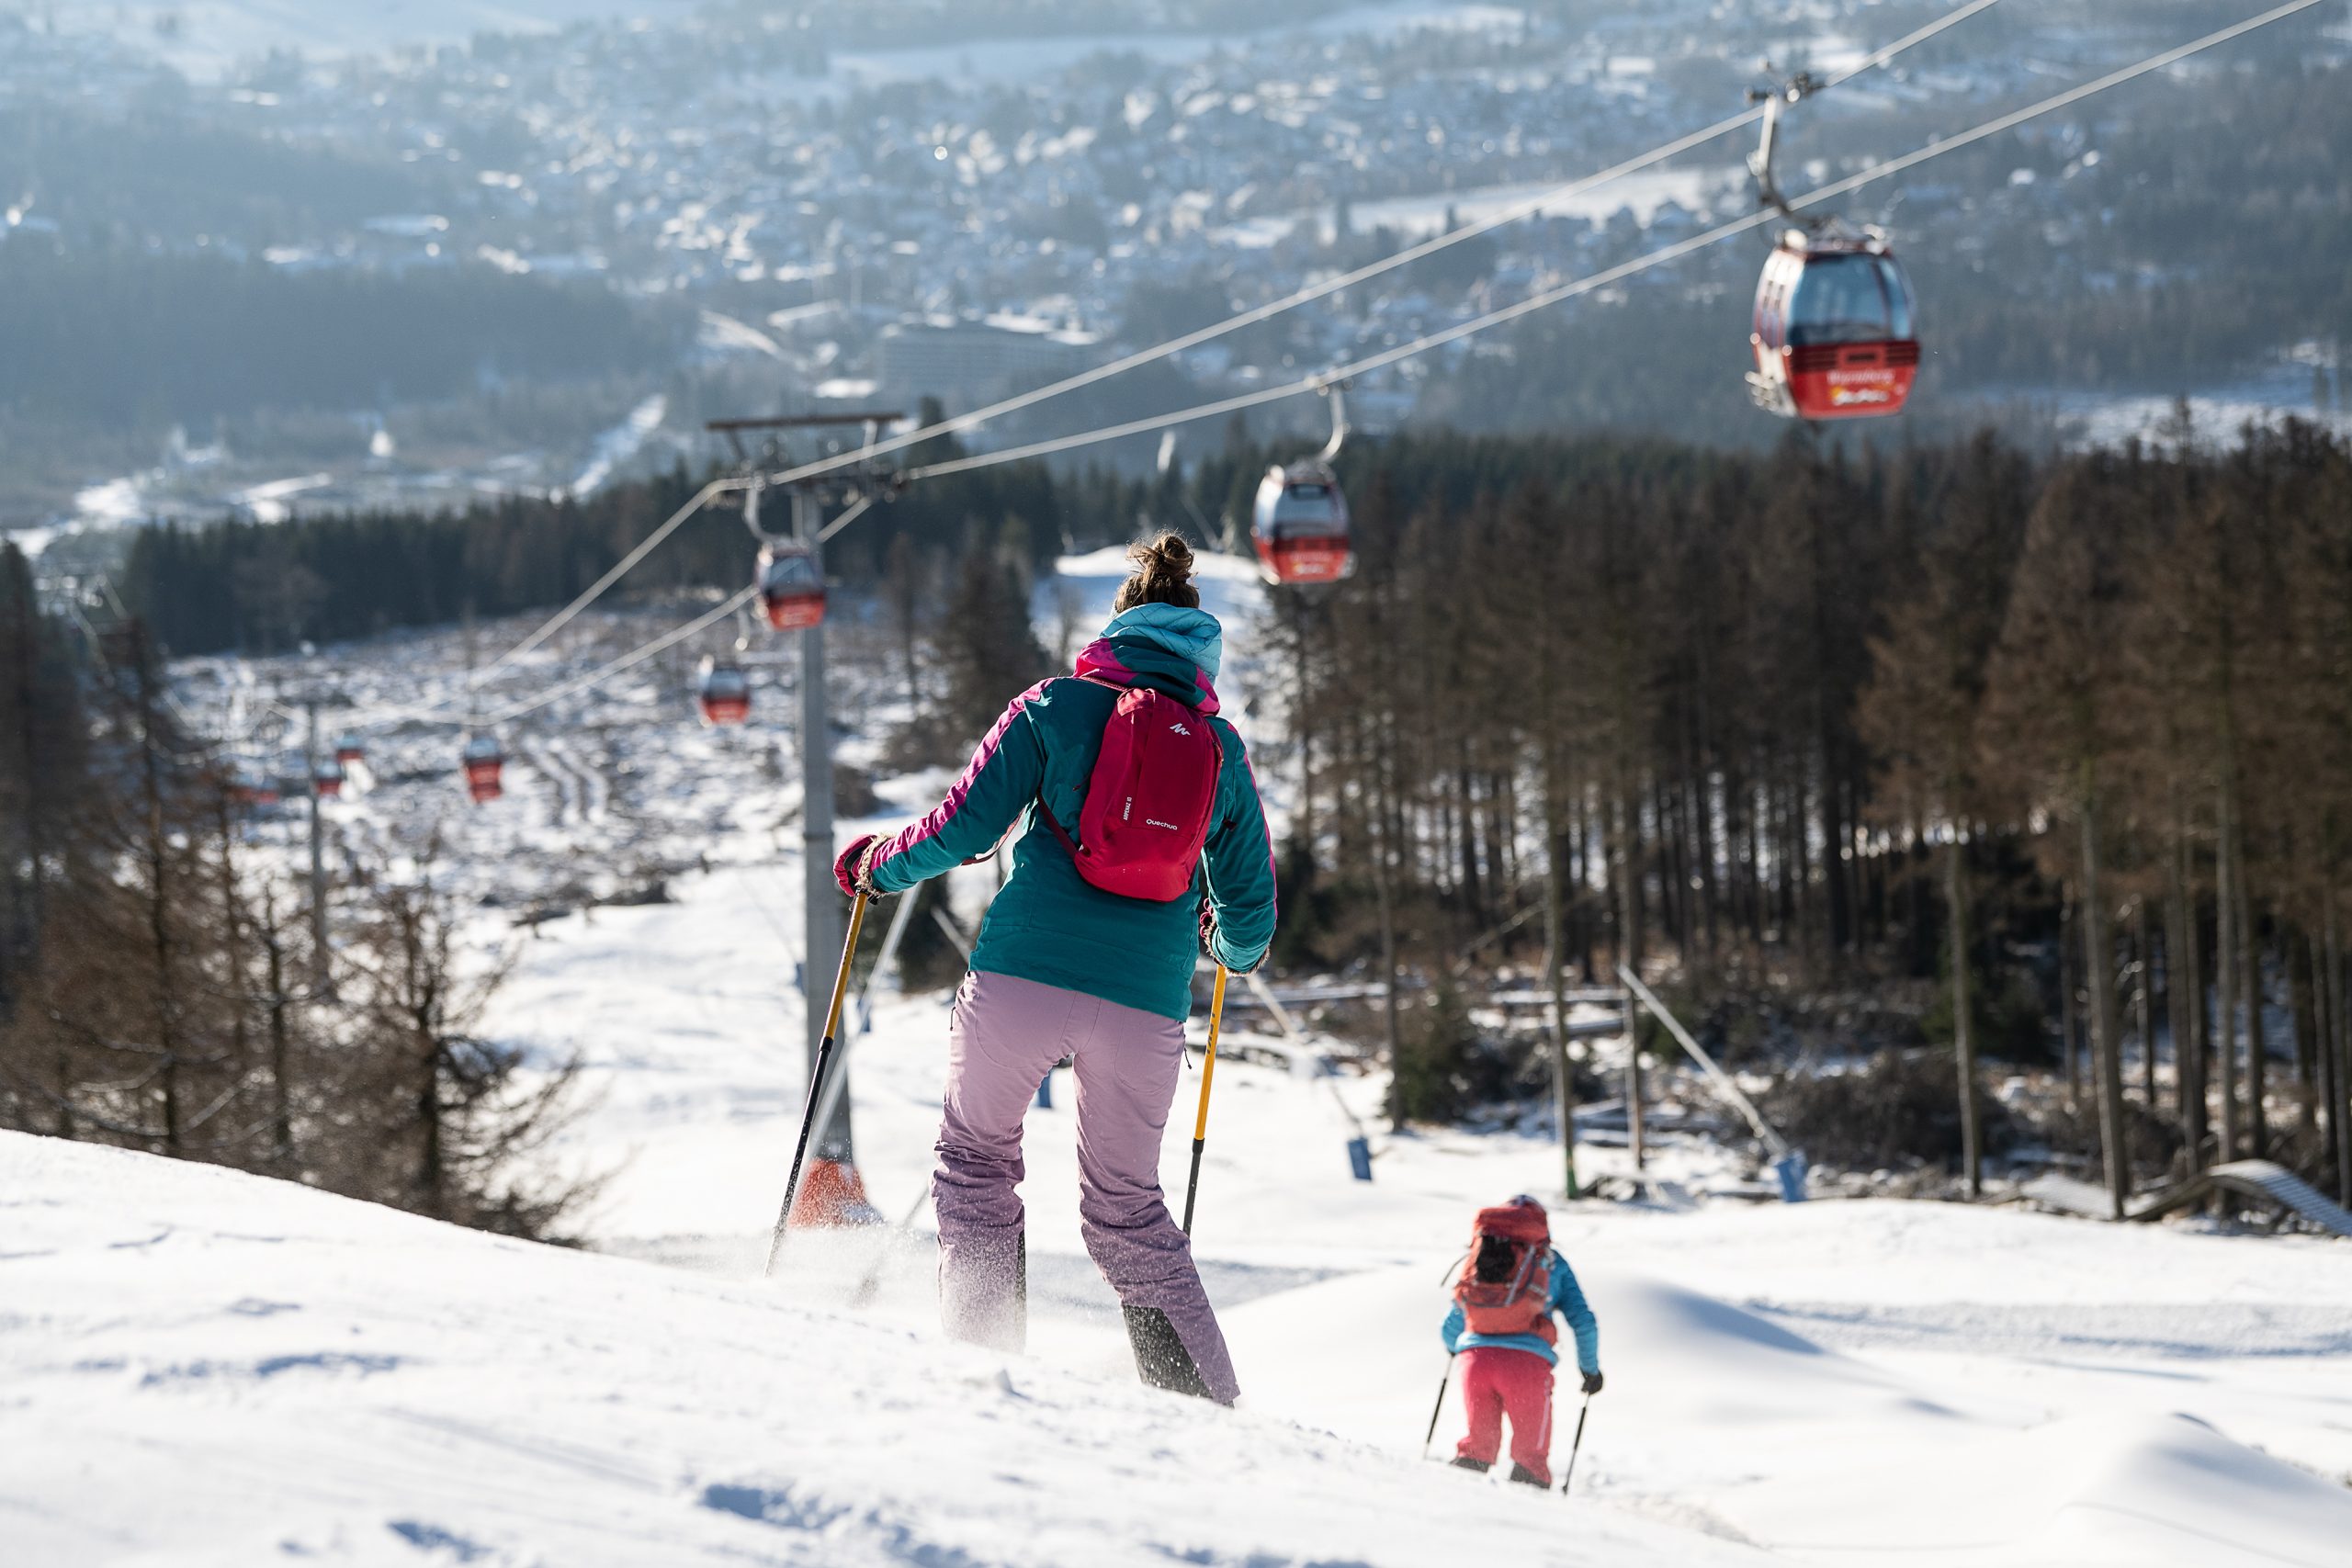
[1455,1346,1555,1484]
[932,969,1240,1404]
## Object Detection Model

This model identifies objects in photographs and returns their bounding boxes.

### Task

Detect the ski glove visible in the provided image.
[1198,904,1258,975]
[1581,1371,1604,1396]
[833,833,884,900]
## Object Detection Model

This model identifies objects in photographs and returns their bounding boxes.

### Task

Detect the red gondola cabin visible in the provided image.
[696,657,752,727]
[757,544,826,631]
[1747,231,1919,421]
[228,767,279,812]
[461,733,504,804]
[1250,463,1354,585]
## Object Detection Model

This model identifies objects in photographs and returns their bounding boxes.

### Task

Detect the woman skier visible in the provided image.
[834,533,1277,1404]
[1441,1195,1603,1487]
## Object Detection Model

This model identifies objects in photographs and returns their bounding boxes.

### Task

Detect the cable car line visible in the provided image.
[324,476,850,733]
[488,476,753,678]
[255,0,2318,752]
[272,0,2016,739]
[689,0,2011,496]
[481,586,762,728]
[896,0,2328,486]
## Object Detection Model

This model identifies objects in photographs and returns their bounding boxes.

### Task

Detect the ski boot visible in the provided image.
[1122,1306,1219,1403]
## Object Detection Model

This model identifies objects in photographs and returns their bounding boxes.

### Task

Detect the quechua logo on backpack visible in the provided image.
[1044,680,1223,901]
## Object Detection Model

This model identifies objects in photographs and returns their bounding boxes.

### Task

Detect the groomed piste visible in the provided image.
[10,1099,2352,1567]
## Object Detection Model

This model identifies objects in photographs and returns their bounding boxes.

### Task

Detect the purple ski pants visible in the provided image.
[932,969,1239,1404]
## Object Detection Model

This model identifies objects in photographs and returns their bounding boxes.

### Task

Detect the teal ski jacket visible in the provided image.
[864,604,1278,1021]
[1440,1250,1602,1374]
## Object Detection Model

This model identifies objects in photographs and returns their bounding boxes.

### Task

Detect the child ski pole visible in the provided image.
[1179,965,1228,1235]
[763,890,869,1276]
[1559,1393,1592,1495]
[1420,1355,1456,1461]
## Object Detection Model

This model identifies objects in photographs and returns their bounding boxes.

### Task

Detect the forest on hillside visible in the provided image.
[0,242,680,431]
[44,418,2352,1218]
[1254,421,2352,1223]
[0,550,584,1235]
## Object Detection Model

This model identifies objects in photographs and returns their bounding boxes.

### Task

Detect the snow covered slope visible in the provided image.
[1226,1248,2352,1566]
[473,858,2352,1567]
[150,570,2352,1566]
[0,1131,1776,1568]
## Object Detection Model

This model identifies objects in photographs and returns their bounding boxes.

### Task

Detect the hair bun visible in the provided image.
[1134,532,1193,583]
[1114,531,1202,612]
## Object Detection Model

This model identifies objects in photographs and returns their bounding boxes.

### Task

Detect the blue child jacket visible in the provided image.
[1440,1249,1601,1375]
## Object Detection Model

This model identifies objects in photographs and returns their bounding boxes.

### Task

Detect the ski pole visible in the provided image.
[1559,1393,1591,1495]
[1179,964,1228,1235]
[1420,1355,1456,1461]
[763,890,869,1276]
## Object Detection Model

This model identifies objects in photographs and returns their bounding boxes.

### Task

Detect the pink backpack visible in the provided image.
[1044,678,1224,901]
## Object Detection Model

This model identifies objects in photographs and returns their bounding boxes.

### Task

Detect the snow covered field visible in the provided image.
[12,989,2352,1567]
[7,1130,1781,1568]
[473,856,2352,1567]
[27,550,2352,1564]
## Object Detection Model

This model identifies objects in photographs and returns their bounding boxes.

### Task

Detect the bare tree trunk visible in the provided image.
[212,789,252,1117]
[406,914,447,1218]
[1946,831,1981,1198]
[1543,768,1578,1200]
[2329,889,2351,1204]
[1611,789,1645,1174]
[1691,692,1720,965]
[1570,767,1594,982]
[132,635,183,1152]
[1372,718,1406,1134]
[2312,922,2335,1190]
[2080,783,2130,1216]
[2060,892,2081,1113]
[10,578,46,977]
[2137,899,2160,1111]
[2215,787,2241,1164]
[258,881,295,1166]
[2235,822,2265,1160]
[2167,811,2206,1170]
[2290,926,2320,1144]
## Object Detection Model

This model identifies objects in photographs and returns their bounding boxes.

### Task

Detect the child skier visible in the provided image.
[1440,1195,1602,1488]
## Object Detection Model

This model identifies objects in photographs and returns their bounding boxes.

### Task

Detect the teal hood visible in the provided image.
[1079,603,1224,712]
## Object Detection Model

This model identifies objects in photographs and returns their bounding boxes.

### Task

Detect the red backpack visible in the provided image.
[1043,678,1224,902]
[1452,1199,1557,1343]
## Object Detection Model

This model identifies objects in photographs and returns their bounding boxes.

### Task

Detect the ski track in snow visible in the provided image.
[99,556,2352,1566]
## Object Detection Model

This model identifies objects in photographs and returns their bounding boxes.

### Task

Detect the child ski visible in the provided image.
[1439,1195,1602,1489]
